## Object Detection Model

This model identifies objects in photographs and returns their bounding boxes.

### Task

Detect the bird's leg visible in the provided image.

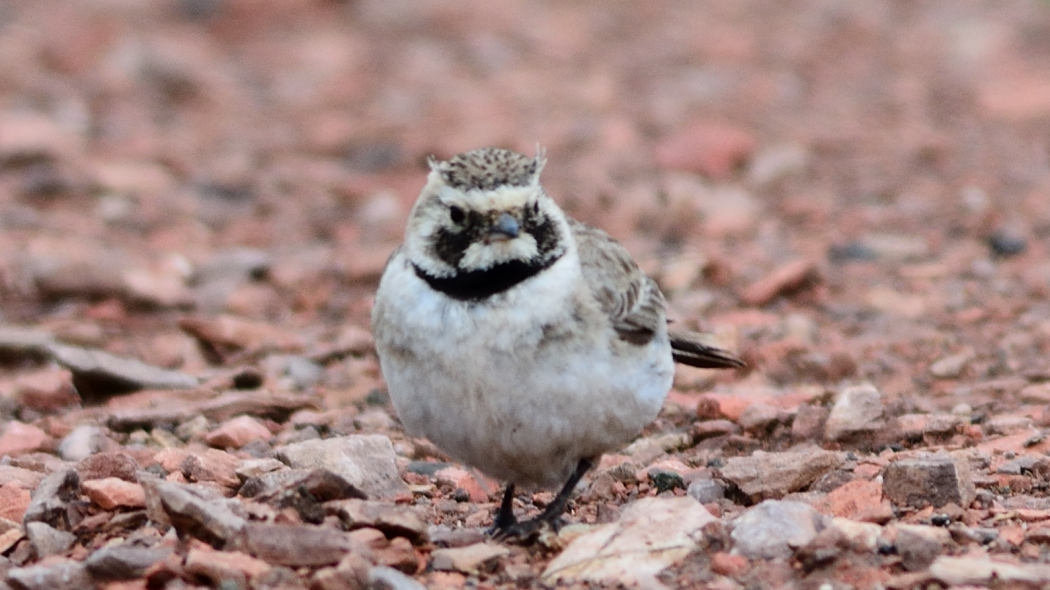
[488,483,518,533]
[491,457,594,543]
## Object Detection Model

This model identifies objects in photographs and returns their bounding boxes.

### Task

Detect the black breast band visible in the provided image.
[413,257,559,301]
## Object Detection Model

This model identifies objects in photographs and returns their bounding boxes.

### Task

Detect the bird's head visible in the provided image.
[404,147,570,281]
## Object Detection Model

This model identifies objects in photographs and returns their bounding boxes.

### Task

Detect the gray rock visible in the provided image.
[737,403,780,431]
[731,500,827,559]
[686,478,725,503]
[431,543,509,574]
[23,469,79,530]
[56,425,104,462]
[48,343,198,401]
[930,351,973,379]
[192,248,272,286]
[0,328,54,362]
[141,478,246,548]
[274,435,409,500]
[367,565,427,590]
[25,522,74,558]
[238,522,354,567]
[263,354,325,391]
[6,559,92,590]
[543,497,717,587]
[717,448,844,501]
[329,500,428,544]
[860,233,929,262]
[883,453,975,509]
[894,524,950,571]
[85,544,172,580]
[824,383,884,441]
[929,555,1050,586]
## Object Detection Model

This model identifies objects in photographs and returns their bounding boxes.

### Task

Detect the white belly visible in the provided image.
[373,253,674,488]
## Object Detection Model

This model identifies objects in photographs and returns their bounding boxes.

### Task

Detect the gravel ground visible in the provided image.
[3,1,1050,588]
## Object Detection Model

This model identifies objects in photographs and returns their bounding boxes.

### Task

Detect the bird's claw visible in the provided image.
[488,515,566,544]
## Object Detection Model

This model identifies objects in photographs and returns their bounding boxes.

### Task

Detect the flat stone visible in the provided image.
[234,458,286,481]
[0,527,25,554]
[0,422,51,457]
[822,478,893,523]
[205,415,273,449]
[142,478,246,548]
[883,454,975,509]
[717,448,844,501]
[543,496,717,587]
[6,558,93,590]
[82,478,146,509]
[185,547,272,588]
[23,469,80,530]
[431,542,509,574]
[238,522,353,567]
[48,343,198,401]
[85,543,173,580]
[687,478,726,503]
[824,383,884,442]
[57,425,105,462]
[25,521,75,557]
[741,259,819,306]
[930,351,973,379]
[0,466,45,489]
[737,403,780,431]
[893,523,950,571]
[731,500,828,559]
[368,565,427,590]
[0,483,32,523]
[274,435,409,500]
[826,518,884,553]
[328,499,428,544]
[76,452,139,482]
[929,555,1050,586]
[12,368,78,412]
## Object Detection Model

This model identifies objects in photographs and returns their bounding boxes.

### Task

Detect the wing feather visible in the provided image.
[571,220,744,369]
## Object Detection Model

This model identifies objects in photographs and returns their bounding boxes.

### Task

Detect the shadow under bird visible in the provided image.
[372,147,744,541]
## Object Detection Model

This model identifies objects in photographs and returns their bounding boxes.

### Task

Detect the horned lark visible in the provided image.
[372,147,743,541]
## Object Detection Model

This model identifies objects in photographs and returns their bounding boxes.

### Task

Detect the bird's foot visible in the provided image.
[487,510,517,536]
[488,514,566,544]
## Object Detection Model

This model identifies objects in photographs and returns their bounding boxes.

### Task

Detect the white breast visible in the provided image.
[372,249,674,489]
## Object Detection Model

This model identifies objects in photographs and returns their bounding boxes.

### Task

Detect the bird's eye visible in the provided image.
[530,201,540,215]
[449,206,466,224]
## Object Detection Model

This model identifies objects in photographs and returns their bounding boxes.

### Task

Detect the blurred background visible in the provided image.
[2,0,1050,404]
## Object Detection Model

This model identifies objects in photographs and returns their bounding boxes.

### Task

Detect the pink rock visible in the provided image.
[184,548,272,587]
[154,447,242,490]
[184,449,243,490]
[655,120,757,180]
[76,451,140,482]
[741,259,820,306]
[82,477,147,509]
[0,482,32,522]
[822,479,893,523]
[434,466,498,503]
[710,551,749,576]
[13,369,79,412]
[0,422,51,456]
[153,448,192,473]
[205,416,272,449]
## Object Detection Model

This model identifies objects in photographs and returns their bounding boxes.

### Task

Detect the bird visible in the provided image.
[371,147,744,542]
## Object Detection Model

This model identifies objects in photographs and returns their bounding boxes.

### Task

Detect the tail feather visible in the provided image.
[669,331,746,369]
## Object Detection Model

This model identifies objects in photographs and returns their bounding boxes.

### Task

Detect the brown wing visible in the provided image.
[571,219,745,369]
[571,220,666,346]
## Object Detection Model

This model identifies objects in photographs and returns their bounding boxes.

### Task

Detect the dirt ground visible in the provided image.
[4,0,1050,588]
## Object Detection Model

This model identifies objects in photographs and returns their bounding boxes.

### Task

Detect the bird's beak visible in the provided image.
[490,211,520,240]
